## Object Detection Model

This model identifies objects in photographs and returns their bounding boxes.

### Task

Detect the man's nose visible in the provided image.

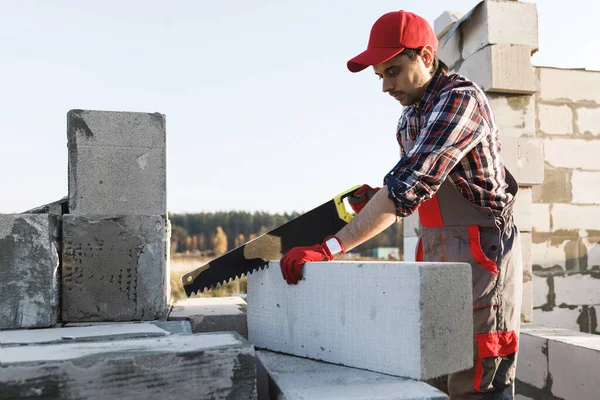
[381,77,394,93]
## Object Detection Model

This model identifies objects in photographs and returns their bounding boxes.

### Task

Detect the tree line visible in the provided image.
[169,211,403,257]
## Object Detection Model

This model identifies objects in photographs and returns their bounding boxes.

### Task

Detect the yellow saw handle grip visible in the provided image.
[333,184,362,223]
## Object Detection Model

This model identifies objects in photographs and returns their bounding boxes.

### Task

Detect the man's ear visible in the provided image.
[420,45,435,69]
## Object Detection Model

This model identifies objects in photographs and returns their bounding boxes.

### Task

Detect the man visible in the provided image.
[280,10,523,400]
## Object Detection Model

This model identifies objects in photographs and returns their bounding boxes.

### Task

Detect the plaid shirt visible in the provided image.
[384,68,513,217]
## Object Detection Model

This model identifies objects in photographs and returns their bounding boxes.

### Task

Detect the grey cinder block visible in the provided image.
[0,321,192,347]
[67,109,167,216]
[168,296,248,338]
[0,214,60,329]
[0,332,257,400]
[248,261,473,380]
[61,215,169,322]
[256,350,448,400]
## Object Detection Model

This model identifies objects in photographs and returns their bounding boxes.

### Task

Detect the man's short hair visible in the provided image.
[401,48,448,75]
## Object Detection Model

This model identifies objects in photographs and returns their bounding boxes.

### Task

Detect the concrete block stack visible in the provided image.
[516,325,600,399]
[63,110,170,322]
[433,1,543,323]
[0,323,257,399]
[0,109,262,399]
[530,67,600,333]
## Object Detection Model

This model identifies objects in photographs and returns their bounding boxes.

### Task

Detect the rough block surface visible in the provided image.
[62,215,169,322]
[501,137,544,186]
[256,350,448,400]
[458,44,536,94]
[247,261,473,380]
[460,0,538,60]
[67,109,167,216]
[0,321,191,346]
[487,94,535,138]
[168,296,248,338]
[544,138,600,170]
[0,332,257,400]
[517,325,600,400]
[0,214,60,329]
[537,67,600,104]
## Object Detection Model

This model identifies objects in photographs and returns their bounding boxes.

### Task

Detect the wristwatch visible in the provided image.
[325,237,344,256]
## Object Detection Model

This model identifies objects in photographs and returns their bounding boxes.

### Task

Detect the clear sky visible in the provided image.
[1,0,598,215]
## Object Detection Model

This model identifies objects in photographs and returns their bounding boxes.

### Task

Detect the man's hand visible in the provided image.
[348,184,380,214]
[280,236,344,284]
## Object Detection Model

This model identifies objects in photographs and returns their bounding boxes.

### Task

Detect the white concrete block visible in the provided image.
[247,262,473,380]
[0,214,60,329]
[545,139,600,173]
[0,332,257,400]
[514,187,532,232]
[404,237,419,262]
[501,137,544,185]
[548,331,600,400]
[67,109,167,216]
[434,10,464,37]
[0,321,190,346]
[537,67,600,104]
[537,104,574,135]
[403,211,420,238]
[577,107,600,136]
[487,94,535,137]
[531,240,568,271]
[532,274,549,309]
[459,44,536,94]
[572,171,600,205]
[583,238,600,270]
[553,275,600,306]
[544,138,600,170]
[533,307,582,332]
[531,203,550,233]
[552,204,600,231]
[256,350,448,400]
[516,327,548,390]
[168,296,248,338]
[522,280,533,323]
[461,1,538,60]
[438,30,461,70]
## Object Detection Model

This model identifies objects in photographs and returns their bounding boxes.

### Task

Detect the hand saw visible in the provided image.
[181,185,361,296]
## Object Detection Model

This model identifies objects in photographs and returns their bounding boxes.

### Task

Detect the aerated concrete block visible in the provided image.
[61,215,169,322]
[501,137,544,186]
[537,67,600,104]
[458,44,536,94]
[256,350,448,400]
[0,332,257,400]
[247,261,473,380]
[0,214,60,329]
[168,296,248,338]
[461,0,538,60]
[434,10,464,37]
[67,109,166,216]
[0,321,192,347]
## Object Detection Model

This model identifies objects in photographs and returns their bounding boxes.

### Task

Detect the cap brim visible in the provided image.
[347,47,405,73]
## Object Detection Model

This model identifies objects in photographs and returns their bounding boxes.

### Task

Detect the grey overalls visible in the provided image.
[417,169,522,399]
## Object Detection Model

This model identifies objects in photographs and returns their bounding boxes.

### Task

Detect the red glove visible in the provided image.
[348,184,380,214]
[280,236,345,284]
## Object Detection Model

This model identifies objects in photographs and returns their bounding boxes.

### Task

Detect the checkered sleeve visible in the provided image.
[384,89,485,217]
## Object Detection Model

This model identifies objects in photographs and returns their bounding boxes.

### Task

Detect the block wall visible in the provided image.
[531,67,600,334]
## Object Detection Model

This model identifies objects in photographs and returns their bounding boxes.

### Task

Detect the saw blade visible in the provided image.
[181,193,355,296]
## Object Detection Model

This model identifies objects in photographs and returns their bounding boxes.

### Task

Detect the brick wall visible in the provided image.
[532,67,600,334]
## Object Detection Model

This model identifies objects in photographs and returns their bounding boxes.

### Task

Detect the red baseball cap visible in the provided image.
[347,10,438,73]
